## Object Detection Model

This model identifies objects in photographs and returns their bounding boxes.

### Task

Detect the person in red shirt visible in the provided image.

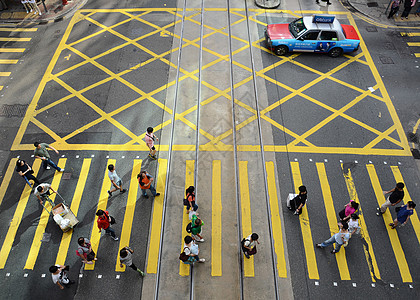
[137,171,160,198]
[96,210,118,241]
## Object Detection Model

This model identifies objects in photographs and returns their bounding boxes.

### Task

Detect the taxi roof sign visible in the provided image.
[312,15,335,23]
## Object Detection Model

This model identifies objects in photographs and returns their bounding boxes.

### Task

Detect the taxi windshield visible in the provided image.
[289,18,307,38]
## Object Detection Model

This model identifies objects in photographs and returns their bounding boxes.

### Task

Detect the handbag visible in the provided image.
[86,250,96,261]
[110,216,116,224]
[179,247,189,262]
[395,206,401,213]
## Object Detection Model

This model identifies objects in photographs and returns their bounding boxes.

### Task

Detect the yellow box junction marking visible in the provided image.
[0,160,41,269]
[146,159,167,273]
[55,158,92,265]
[179,160,194,276]
[25,159,66,269]
[290,162,319,280]
[390,166,420,246]
[85,159,116,270]
[10,9,410,157]
[115,159,142,272]
[265,161,287,278]
[341,164,381,282]
[366,164,412,282]
[212,160,222,276]
[238,161,254,277]
[316,163,350,280]
[0,158,18,206]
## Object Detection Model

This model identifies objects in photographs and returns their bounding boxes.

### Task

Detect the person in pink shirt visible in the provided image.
[338,200,359,222]
[145,127,159,160]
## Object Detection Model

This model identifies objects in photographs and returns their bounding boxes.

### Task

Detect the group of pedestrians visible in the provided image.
[388,0,420,19]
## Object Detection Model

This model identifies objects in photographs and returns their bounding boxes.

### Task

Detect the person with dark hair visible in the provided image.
[288,185,307,215]
[183,235,205,263]
[33,141,64,172]
[137,171,160,198]
[34,183,56,206]
[390,201,416,229]
[96,209,118,241]
[191,215,204,242]
[76,237,97,264]
[119,247,145,276]
[347,214,360,237]
[317,222,350,254]
[338,200,359,222]
[184,186,198,213]
[107,164,126,198]
[241,233,259,259]
[388,0,401,18]
[49,265,74,289]
[145,127,159,160]
[377,182,405,215]
[15,159,40,187]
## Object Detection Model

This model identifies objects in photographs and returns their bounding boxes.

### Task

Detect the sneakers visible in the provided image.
[108,190,112,197]
[112,236,119,241]
[155,193,160,196]
[120,189,127,194]
[137,269,145,276]
[316,244,322,248]
[60,168,65,172]
[244,252,250,259]
[197,239,205,242]
[45,165,51,170]
[331,250,338,254]
[287,206,292,211]
[198,258,205,263]
[376,208,383,216]
[143,194,149,199]
[148,154,157,160]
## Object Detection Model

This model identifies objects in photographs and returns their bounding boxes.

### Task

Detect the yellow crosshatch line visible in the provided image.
[11,9,410,156]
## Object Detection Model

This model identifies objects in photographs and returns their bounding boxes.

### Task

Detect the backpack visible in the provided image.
[179,247,189,262]
[186,220,200,233]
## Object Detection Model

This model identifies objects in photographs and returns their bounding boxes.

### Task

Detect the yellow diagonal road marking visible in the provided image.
[0,160,41,269]
[25,159,66,269]
[290,162,319,279]
[55,158,92,265]
[0,158,18,206]
[115,159,142,272]
[366,164,412,282]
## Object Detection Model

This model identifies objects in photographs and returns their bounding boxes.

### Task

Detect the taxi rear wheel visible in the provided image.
[328,47,343,58]
[275,45,288,56]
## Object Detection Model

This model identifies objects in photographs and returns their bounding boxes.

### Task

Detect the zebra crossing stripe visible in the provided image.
[212,160,222,277]
[0,158,18,207]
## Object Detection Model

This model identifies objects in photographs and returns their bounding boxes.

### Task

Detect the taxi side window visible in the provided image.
[320,31,337,40]
[301,30,320,40]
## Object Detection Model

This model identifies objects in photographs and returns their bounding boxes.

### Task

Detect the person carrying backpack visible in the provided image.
[190,214,204,242]
[287,185,307,215]
[180,236,205,264]
[241,233,259,259]
[184,186,198,214]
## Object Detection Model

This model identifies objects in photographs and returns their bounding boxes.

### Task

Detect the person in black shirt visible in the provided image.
[15,159,40,187]
[288,185,307,215]
[377,182,404,215]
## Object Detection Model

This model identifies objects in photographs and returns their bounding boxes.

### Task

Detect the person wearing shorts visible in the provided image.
[145,127,159,160]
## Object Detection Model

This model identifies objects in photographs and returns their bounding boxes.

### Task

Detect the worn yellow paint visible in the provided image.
[401,32,420,36]
[0,37,30,42]
[0,158,18,206]
[212,160,222,276]
[341,164,381,282]
[0,48,25,52]
[25,159,66,269]
[290,162,319,279]
[0,28,37,32]
[55,158,92,265]
[0,59,18,64]
[0,72,11,76]
[266,161,287,278]
[407,42,420,46]
[366,164,412,282]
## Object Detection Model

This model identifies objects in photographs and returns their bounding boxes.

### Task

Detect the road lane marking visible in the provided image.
[0,28,37,32]
[0,72,11,76]
[115,159,142,272]
[0,160,40,269]
[290,162,319,280]
[24,159,66,269]
[407,42,420,46]
[179,160,194,276]
[366,164,412,282]
[85,159,116,270]
[55,158,92,265]
[212,160,222,276]
[390,166,420,246]
[0,158,18,206]
[0,37,31,42]
[146,159,167,273]
[0,59,18,64]
[238,161,254,277]
[400,32,420,37]
[316,163,350,280]
[342,164,381,282]
[266,161,287,278]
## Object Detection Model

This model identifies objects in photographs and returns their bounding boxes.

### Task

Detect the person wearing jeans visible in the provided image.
[317,222,350,254]
[34,142,64,172]
[96,209,118,241]
[137,171,160,198]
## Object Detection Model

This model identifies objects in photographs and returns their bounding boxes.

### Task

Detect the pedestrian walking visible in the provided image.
[190,214,204,242]
[34,142,64,172]
[76,237,97,264]
[184,186,198,214]
[316,0,332,5]
[20,0,31,14]
[389,201,416,229]
[416,0,420,16]
[401,0,416,19]
[376,182,404,215]
[119,246,145,276]
[49,265,75,289]
[27,0,41,15]
[107,164,126,198]
[181,235,205,263]
[338,200,359,222]
[388,0,401,18]
[347,214,360,237]
[15,159,40,187]
[287,185,307,215]
[96,209,119,241]
[241,233,259,259]
[34,183,56,206]
[145,127,159,160]
[137,170,160,198]
[317,222,350,254]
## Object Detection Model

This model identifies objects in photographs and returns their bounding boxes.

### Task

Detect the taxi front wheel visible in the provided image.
[328,47,343,58]
[275,45,288,56]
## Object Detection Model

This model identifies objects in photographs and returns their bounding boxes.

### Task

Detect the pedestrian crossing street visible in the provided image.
[0,156,418,284]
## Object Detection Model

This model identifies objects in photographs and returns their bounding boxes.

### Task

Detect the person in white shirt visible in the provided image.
[34,183,56,205]
[107,164,126,198]
[241,233,259,259]
[183,235,205,263]
[49,265,74,289]
[347,214,360,237]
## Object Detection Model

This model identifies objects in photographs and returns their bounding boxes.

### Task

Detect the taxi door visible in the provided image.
[294,30,320,52]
